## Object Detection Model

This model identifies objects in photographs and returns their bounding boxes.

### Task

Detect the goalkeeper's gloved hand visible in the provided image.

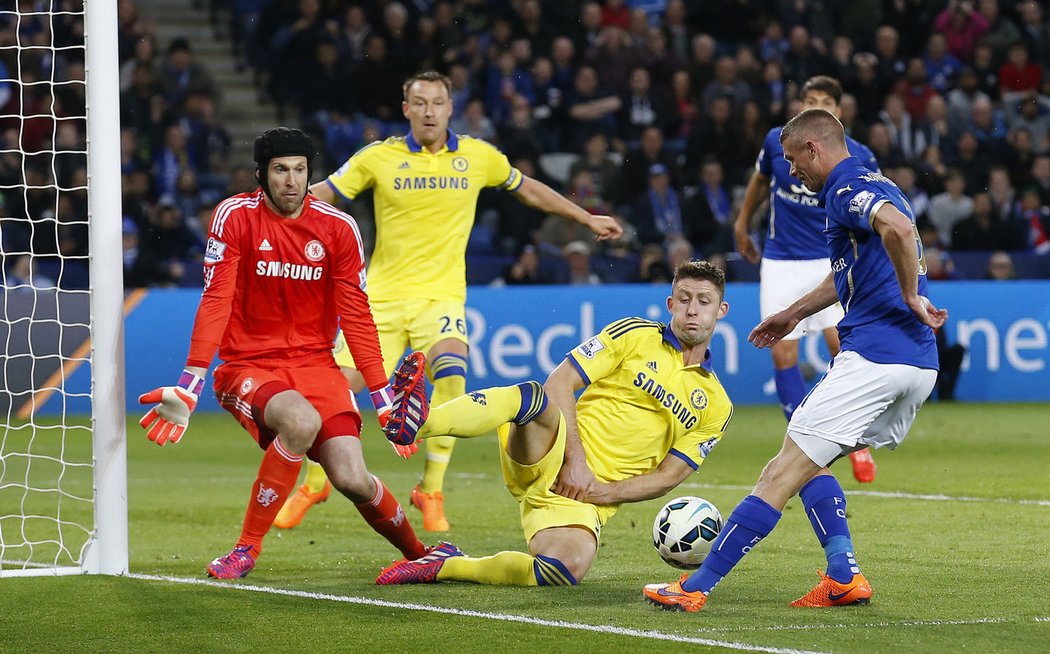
[370,385,417,458]
[370,384,394,428]
[138,370,205,446]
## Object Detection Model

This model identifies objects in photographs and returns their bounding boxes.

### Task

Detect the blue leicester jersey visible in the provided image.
[757,127,878,260]
[818,157,938,370]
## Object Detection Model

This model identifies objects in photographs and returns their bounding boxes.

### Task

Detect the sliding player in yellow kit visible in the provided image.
[375,260,734,586]
[275,70,621,531]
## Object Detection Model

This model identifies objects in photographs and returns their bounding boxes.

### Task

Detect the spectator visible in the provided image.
[619,66,671,147]
[683,95,744,182]
[700,56,752,112]
[635,242,671,283]
[892,165,931,225]
[159,37,218,112]
[1015,187,1050,253]
[563,65,622,153]
[562,240,602,285]
[500,244,548,285]
[998,42,1041,106]
[874,25,907,91]
[893,57,937,119]
[585,26,640,97]
[619,126,679,203]
[1005,97,1050,153]
[450,99,496,141]
[928,168,974,246]
[951,191,1017,250]
[567,132,621,204]
[977,0,1021,56]
[484,50,536,126]
[986,250,1016,279]
[1017,0,1050,68]
[923,33,961,93]
[933,0,990,61]
[946,66,990,134]
[1029,155,1050,205]
[631,163,684,246]
[353,35,403,122]
[666,237,695,271]
[880,93,929,162]
[667,69,700,144]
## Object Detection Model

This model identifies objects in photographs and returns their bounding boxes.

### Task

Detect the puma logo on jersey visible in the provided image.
[259,239,273,251]
[836,185,853,196]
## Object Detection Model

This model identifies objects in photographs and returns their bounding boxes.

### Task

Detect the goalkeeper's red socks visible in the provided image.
[237,438,304,552]
[355,474,427,560]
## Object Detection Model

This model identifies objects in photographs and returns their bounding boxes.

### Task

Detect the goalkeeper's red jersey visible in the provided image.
[185,190,388,392]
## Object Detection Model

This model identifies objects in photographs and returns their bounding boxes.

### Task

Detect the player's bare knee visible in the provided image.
[328,468,375,503]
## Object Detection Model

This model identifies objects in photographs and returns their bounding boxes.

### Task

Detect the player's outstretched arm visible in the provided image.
[571,455,694,505]
[732,171,769,264]
[873,203,948,330]
[138,366,207,446]
[308,179,338,204]
[749,273,838,348]
[513,175,624,241]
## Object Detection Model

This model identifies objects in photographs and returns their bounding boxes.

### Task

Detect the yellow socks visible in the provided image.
[304,460,327,494]
[438,551,538,585]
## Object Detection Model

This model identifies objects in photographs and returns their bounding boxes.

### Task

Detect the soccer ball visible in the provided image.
[652,496,723,569]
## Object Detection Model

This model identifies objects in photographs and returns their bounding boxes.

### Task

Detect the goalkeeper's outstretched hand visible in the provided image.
[139,370,205,446]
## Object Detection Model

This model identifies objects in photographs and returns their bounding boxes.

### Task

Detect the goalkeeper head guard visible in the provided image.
[254,127,314,205]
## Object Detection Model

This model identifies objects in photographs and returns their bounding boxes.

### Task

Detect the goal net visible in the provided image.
[0,0,126,576]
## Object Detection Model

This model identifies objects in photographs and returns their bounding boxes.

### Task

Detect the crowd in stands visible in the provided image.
[3,0,1050,291]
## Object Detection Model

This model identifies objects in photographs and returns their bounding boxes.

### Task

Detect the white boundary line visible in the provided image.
[127,573,828,654]
[679,483,1050,507]
[688,616,1050,633]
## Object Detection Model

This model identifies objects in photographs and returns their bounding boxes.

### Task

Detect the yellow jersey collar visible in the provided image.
[662,324,714,371]
[406,129,459,153]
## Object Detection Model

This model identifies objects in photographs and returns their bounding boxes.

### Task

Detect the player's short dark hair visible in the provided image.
[403,70,452,100]
[801,75,842,105]
[780,108,845,149]
[672,260,726,299]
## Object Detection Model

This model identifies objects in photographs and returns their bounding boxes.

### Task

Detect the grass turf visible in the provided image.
[1,402,1048,653]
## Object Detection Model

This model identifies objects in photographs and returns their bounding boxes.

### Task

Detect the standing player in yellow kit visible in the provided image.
[276,70,622,531]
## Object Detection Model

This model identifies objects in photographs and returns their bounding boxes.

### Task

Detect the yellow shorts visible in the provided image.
[499,418,617,546]
[333,298,468,375]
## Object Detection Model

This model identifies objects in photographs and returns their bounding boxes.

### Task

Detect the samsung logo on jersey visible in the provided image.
[256,261,324,280]
[393,176,470,190]
[633,371,697,429]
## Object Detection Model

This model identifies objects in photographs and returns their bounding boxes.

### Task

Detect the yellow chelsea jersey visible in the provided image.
[567,318,734,484]
[324,130,523,303]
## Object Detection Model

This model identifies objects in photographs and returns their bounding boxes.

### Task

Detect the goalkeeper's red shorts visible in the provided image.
[213,354,362,462]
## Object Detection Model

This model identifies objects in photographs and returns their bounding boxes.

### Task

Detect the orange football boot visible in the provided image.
[849,448,877,483]
[410,485,450,532]
[273,481,331,529]
[643,574,708,613]
[790,570,872,607]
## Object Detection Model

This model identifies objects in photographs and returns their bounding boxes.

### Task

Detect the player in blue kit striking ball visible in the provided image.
[645,108,946,612]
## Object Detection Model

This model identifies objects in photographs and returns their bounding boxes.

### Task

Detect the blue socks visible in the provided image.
[800,475,860,583]
[682,495,782,594]
[774,365,806,420]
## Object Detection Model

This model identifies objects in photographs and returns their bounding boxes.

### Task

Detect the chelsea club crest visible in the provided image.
[690,388,708,411]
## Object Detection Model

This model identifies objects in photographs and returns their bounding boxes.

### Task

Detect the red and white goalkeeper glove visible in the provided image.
[370,385,418,459]
[138,370,205,446]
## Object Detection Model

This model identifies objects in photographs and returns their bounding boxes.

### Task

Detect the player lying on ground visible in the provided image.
[375,260,734,587]
[644,109,945,612]
[139,127,446,579]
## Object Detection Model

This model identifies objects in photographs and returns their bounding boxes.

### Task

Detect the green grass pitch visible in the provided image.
[2,402,1048,653]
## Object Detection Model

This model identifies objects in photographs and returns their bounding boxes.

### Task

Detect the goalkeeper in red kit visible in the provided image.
[139,127,444,579]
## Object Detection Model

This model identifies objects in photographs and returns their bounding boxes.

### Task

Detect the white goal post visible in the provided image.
[0,0,126,576]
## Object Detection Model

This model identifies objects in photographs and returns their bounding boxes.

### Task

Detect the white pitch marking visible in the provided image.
[679,483,1050,507]
[127,573,829,654]
[686,616,1049,633]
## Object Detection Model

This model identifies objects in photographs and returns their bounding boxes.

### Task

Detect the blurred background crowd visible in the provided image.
[3,0,1050,290]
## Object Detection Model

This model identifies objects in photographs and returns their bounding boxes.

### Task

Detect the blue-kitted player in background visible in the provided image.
[646,108,946,612]
[733,76,881,483]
